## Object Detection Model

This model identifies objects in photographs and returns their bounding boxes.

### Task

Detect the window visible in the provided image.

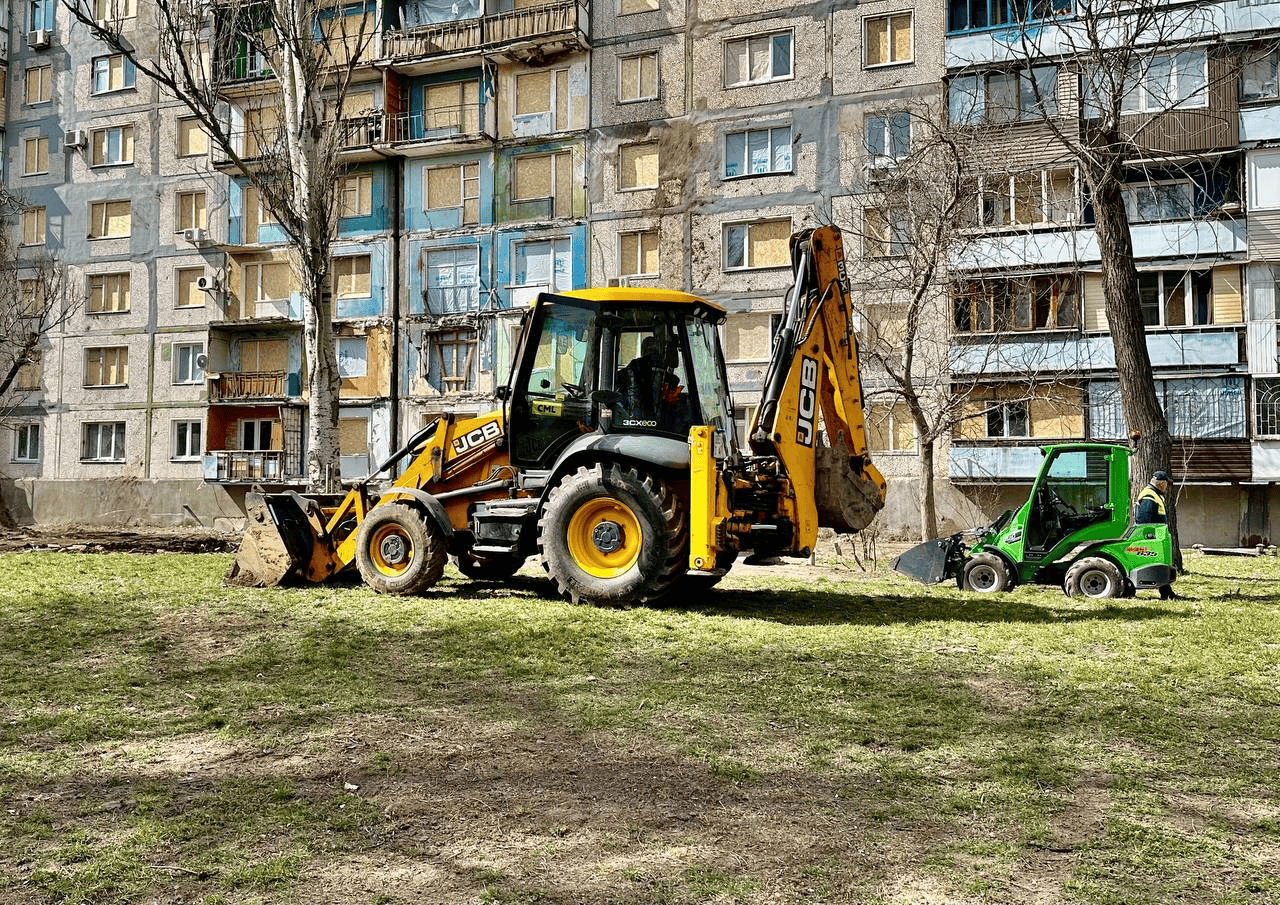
[243,261,294,307]
[724,126,792,178]
[81,422,126,462]
[338,336,368,378]
[24,136,49,175]
[952,276,1079,333]
[424,246,480,314]
[89,200,131,238]
[25,65,51,105]
[21,207,46,246]
[973,168,1077,228]
[29,0,54,30]
[174,342,204,384]
[85,346,129,386]
[865,111,912,162]
[94,0,137,18]
[175,267,204,308]
[512,152,571,211]
[173,420,202,460]
[1243,45,1280,102]
[724,219,790,270]
[1138,270,1214,328]
[423,80,480,134]
[244,106,281,156]
[17,355,42,391]
[425,162,480,224]
[1094,377,1244,440]
[88,272,130,314]
[865,13,912,67]
[948,66,1058,125]
[92,53,136,94]
[947,0,1071,33]
[1250,151,1280,211]
[177,117,208,157]
[341,173,373,218]
[986,400,1029,438]
[620,230,659,277]
[867,403,916,452]
[333,255,372,298]
[618,142,659,190]
[90,124,133,166]
[1122,181,1194,222]
[241,419,275,451]
[514,237,571,293]
[429,330,478,392]
[725,31,793,87]
[176,190,207,232]
[865,207,908,257]
[619,52,658,102]
[619,0,658,13]
[1121,50,1207,114]
[515,68,569,127]
[13,424,41,463]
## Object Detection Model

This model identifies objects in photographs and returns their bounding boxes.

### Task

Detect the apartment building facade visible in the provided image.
[4,0,1280,545]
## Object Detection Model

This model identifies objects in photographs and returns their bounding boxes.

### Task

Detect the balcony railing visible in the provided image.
[385,105,484,144]
[209,370,291,402]
[205,450,291,483]
[381,0,583,63]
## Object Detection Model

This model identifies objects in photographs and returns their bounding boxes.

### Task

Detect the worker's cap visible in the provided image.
[1152,471,1170,483]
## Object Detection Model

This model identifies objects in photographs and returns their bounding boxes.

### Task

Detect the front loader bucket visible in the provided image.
[224,491,319,588]
[893,536,960,585]
[814,439,886,533]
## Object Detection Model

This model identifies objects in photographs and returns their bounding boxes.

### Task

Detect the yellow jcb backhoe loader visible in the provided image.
[226,225,886,605]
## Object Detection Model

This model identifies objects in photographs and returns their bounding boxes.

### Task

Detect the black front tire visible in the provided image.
[1063,556,1123,599]
[962,552,1013,593]
[539,463,687,606]
[355,502,447,595]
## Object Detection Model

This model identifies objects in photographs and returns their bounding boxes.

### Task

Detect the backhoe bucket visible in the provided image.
[814,439,886,533]
[225,491,319,588]
[892,537,959,585]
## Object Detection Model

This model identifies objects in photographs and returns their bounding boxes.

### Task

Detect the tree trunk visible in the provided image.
[1088,167,1180,567]
[919,437,938,541]
[305,273,341,492]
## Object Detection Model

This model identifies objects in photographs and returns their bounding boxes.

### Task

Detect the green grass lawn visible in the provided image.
[1,549,1278,904]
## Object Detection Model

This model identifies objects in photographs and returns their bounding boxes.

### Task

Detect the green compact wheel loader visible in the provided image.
[894,442,1176,599]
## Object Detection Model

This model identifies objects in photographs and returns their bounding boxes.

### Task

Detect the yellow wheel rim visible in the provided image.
[566,497,642,579]
[368,523,414,578]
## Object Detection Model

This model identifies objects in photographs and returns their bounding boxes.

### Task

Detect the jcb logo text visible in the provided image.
[796,356,818,447]
[452,420,502,455]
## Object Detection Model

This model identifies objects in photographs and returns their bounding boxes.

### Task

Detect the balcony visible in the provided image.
[382,0,587,71]
[209,370,299,402]
[203,450,297,483]
[385,104,490,148]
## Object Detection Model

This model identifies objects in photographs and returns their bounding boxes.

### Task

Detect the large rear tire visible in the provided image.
[962,552,1012,593]
[539,463,687,606]
[355,502,447,595]
[1063,556,1123,600]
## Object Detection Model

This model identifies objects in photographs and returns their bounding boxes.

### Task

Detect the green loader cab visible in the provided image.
[894,443,1176,599]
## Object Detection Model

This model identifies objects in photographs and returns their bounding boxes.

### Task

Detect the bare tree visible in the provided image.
[0,192,75,526]
[848,103,1085,541]
[61,0,376,490]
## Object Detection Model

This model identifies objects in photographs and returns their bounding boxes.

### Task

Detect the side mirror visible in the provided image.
[495,385,511,401]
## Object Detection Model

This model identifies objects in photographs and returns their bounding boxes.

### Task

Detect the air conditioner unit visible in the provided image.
[27,28,50,50]
[64,129,87,149]
[195,274,220,292]
[194,353,209,370]
[183,227,211,246]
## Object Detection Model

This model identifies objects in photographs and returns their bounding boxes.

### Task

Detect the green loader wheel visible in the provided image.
[962,552,1013,593]
[1063,556,1123,600]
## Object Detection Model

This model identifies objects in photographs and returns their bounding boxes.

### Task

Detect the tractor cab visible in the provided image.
[1020,444,1128,564]
[506,289,735,469]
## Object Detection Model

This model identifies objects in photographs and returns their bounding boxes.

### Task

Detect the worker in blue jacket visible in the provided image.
[1134,471,1177,598]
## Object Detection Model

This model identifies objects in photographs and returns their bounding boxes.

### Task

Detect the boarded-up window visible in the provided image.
[175,267,204,308]
[88,272,130,314]
[619,0,658,13]
[24,136,48,175]
[90,124,133,166]
[425,162,480,224]
[725,32,792,87]
[619,52,658,102]
[341,173,373,218]
[619,142,659,190]
[177,117,208,157]
[176,190,207,232]
[240,339,288,371]
[244,106,281,156]
[334,255,372,298]
[244,261,294,306]
[425,81,479,133]
[724,312,776,361]
[865,13,913,67]
[620,230,658,276]
[1213,264,1244,324]
[21,207,46,246]
[84,346,129,386]
[89,200,131,238]
[339,416,369,454]
[516,71,551,115]
[724,219,790,269]
[514,153,553,200]
[864,207,907,257]
[25,65,51,105]
[867,403,916,452]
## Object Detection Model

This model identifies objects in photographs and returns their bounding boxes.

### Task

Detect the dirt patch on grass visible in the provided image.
[0,525,238,555]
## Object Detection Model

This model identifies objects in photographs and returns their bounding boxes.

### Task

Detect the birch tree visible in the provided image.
[61,0,376,490]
